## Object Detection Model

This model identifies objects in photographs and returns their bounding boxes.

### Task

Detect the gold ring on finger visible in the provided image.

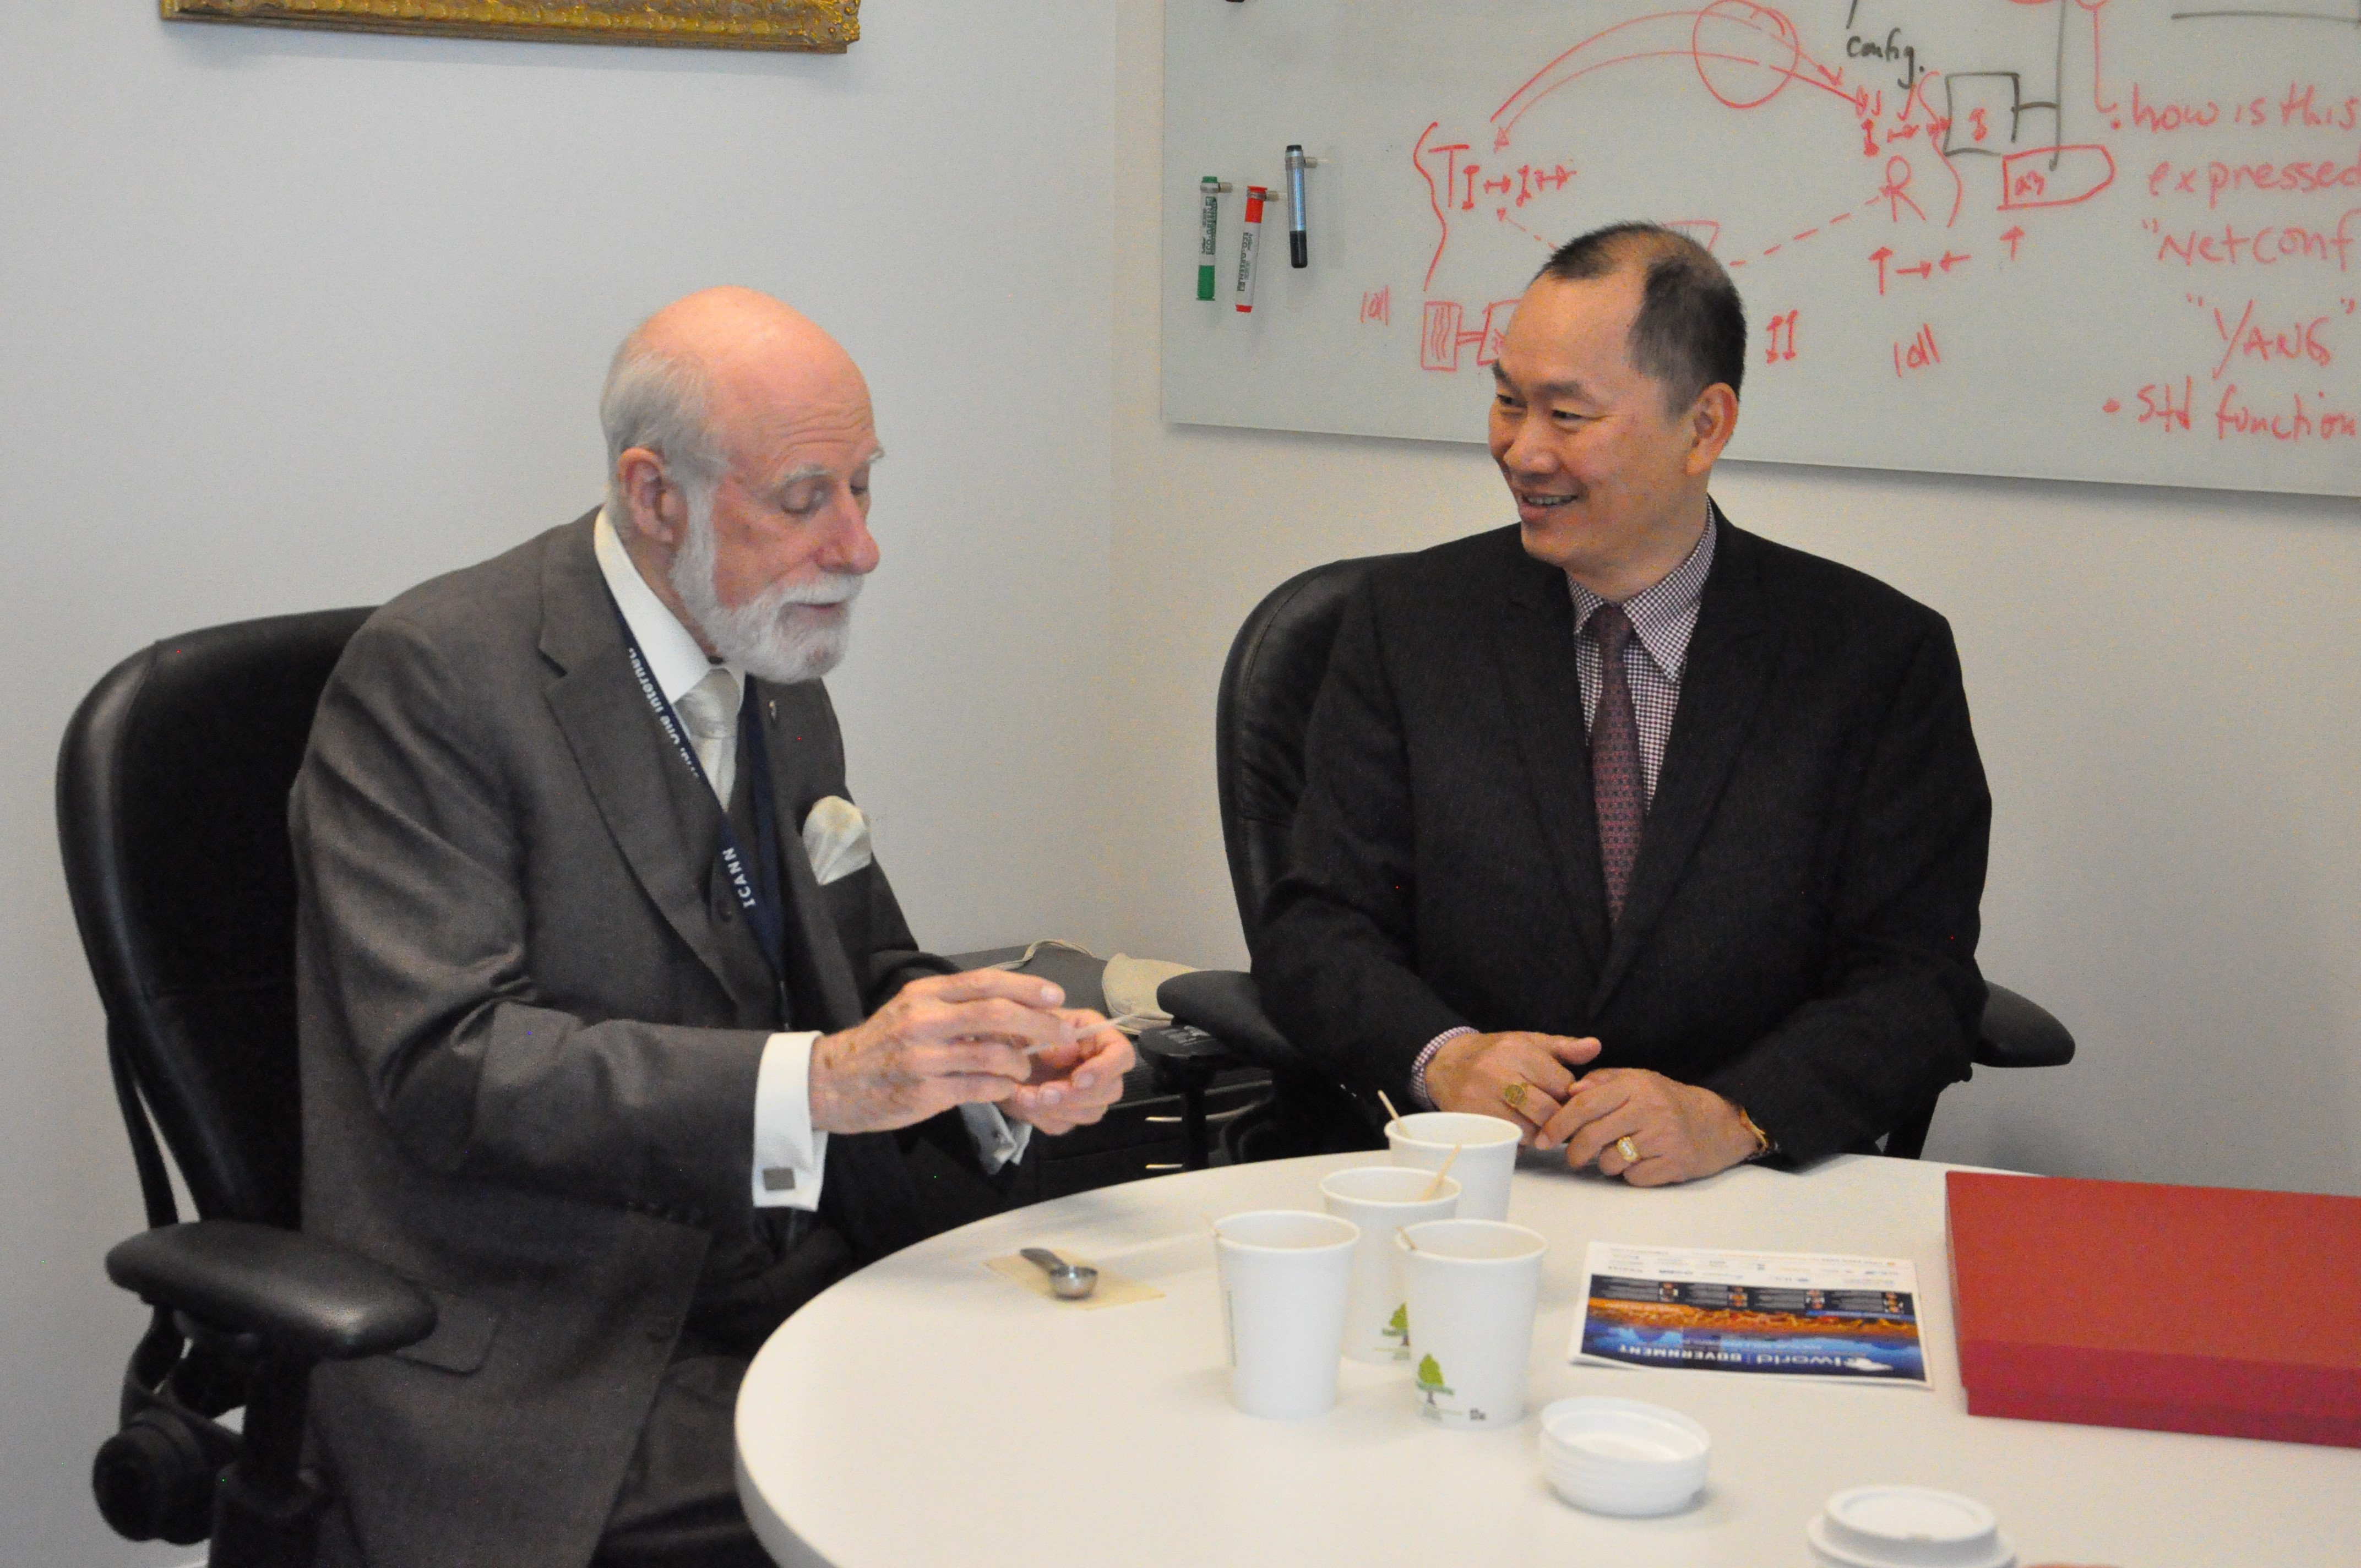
[1616,1135,1641,1163]
[1500,1080,1530,1112]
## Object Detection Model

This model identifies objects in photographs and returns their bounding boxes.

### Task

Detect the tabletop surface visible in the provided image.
[735,1153,2355,1567]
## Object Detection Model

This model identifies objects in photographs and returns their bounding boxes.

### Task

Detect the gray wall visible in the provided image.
[0,4,1113,1558]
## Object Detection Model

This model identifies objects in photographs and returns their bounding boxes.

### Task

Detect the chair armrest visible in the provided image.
[105,1222,436,1363]
[1156,971,1317,1078]
[1974,984,2076,1070]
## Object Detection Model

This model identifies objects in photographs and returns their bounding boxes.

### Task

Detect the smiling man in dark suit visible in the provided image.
[292,287,1133,1567]
[1258,223,1989,1186]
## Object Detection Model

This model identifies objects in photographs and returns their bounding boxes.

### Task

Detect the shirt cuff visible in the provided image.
[1407,1026,1477,1111]
[752,1031,828,1211]
[959,1103,1033,1173]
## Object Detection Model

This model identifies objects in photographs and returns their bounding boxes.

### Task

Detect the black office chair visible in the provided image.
[1153,558,1404,1162]
[58,609,436,1568]
[1156,556,2075,1165]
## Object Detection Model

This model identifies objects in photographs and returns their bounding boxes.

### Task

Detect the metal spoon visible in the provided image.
[1020,1247,1100,1300]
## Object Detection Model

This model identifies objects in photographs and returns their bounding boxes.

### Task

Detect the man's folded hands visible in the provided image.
[1428,1030,1754,1186]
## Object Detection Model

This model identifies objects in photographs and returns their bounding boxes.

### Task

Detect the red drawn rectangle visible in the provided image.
[1421,300,1465,372]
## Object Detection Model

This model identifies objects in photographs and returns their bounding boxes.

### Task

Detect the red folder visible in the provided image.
[1946,1170,2361,1448]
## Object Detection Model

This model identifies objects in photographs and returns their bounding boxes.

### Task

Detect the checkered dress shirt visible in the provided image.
[1568,508,1717,806]
[1408,505,1721,1107]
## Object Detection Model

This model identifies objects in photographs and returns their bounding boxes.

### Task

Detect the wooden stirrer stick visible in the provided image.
[1419,1144,1461,1201]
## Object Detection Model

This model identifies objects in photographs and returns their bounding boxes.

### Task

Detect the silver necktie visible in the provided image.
[673,667,741,807]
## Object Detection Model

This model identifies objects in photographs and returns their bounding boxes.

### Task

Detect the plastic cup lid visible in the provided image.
[1544,1463,1702,1500]
[1807,1486,2015,1568]
[1546,1466,1704,1517]
[1538,1397,1710,1467]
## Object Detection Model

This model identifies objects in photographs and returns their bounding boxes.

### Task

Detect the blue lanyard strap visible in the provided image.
[618,634,788,981]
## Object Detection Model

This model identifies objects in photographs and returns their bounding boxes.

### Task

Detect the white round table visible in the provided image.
[737,1154,2353,1566]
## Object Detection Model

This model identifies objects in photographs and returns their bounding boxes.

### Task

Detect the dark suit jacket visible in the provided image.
[291,514,994,1568]
[1257,514,1990,1162]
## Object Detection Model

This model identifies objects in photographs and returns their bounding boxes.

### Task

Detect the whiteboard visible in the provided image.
[1162,0,2360,498]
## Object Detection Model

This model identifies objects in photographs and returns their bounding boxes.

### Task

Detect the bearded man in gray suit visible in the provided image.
[292,288,1133,1567]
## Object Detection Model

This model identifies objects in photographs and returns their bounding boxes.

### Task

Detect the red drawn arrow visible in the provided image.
[2000,226,2026,262]
[1870,246,1894,296]
[1938,251,1971,273]
[1896,261,1935,280]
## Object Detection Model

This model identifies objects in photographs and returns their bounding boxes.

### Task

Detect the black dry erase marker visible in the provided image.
[1285,145,1310,268]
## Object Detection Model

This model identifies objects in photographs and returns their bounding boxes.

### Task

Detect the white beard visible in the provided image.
[669,487,863,684]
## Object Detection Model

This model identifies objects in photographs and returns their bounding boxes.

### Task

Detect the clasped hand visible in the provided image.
[809,970,1134,1137]
[1427,1031,1756,1186]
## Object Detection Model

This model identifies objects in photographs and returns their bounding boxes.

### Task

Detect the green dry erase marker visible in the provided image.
[1197,177,1222,301]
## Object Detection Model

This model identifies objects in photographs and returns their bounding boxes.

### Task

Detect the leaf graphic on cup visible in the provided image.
[1417,1353,1454,1414]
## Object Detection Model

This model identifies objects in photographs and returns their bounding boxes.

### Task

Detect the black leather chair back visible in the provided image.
[1215,556,1397,952]
[58,609,374,1231]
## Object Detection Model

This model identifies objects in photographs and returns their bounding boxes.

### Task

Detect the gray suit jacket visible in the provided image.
[292,515,982,1567]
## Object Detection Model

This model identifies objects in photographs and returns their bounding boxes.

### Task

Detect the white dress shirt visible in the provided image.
[592,512,1026,1212]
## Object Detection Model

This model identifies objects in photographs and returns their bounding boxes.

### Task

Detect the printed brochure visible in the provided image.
[1572,1242,1929,1387]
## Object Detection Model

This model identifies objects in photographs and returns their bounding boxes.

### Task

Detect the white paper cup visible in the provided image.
[1318,1166,1462,1364]
[1386,1112,1522,1221]
[1213,1210,1359,1419]
[1397,1218,1547,1427]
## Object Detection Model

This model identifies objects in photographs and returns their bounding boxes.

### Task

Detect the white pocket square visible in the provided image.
[801,796,874,886]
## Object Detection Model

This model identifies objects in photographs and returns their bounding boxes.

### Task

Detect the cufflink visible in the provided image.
[761,1167,798,1193]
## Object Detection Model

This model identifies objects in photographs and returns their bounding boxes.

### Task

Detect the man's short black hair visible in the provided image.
[1535,222,1746,411]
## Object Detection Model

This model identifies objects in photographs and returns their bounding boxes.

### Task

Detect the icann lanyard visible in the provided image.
[617,627,789,987]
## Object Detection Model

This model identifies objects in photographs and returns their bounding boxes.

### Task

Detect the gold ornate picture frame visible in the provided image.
[160,1,858,53]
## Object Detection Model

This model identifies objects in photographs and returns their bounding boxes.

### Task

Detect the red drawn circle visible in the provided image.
[1691,1,1802,112]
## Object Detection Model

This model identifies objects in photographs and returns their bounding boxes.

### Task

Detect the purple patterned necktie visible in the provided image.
[1587,602,1644,925]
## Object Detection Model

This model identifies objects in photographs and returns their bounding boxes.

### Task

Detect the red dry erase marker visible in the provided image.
[1233,186,1269,314]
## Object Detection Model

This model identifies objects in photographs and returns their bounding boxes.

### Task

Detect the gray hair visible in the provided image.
[599,324,728,526]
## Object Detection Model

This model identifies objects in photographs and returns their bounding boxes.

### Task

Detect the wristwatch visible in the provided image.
[1734,1104,1777,1161]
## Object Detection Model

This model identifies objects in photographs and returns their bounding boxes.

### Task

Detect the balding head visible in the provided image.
[600,287,868,507]
[1534,222,1745,415]
[600,287,882,682]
